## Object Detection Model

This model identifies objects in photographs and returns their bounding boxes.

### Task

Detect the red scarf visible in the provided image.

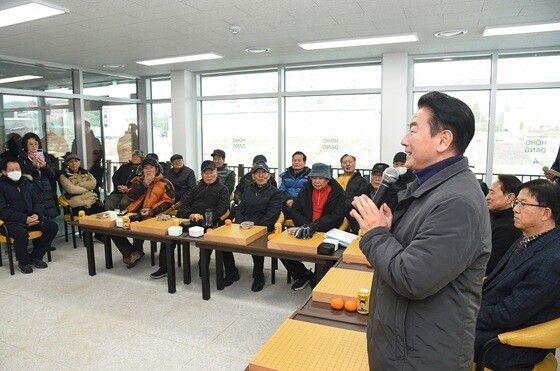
[312,184,331,222]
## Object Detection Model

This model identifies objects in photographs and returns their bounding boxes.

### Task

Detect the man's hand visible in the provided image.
[117,185,129,193]
[544,170,556,180]
[350,195,392,234]
[26,214,40,226]
[143,173,155,186]
[171,201,181,210]
[140,208,152,217]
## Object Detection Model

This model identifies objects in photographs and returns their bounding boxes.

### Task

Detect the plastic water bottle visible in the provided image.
[204,209,213,227]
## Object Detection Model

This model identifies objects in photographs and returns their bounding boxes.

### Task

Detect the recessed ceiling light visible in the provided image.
[245,47,271,54]
[298,33,418,50]
[102,64,125,69]
[136,53,223,66]
[483,22,560,36]
[435,30,468,38]
[442,58,453,61]
[0,2,68,28]
[0,75,43,84]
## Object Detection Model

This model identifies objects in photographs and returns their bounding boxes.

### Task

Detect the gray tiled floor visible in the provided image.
[0,235,311,370]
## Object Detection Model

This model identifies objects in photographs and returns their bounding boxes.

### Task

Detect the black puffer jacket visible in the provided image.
[291,179,345,232]
[177,179,230,225]
[236,182,283,231]
[19,151,59,218]
[0,175,45,226]
[111,161,141,194]
[339,171,369,212]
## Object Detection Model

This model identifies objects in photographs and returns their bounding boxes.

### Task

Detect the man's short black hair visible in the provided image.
[417,91,475,154]
[292,151,306,162]
[519,179,560,220]
[497,174,522,196]
[1,157,21,171]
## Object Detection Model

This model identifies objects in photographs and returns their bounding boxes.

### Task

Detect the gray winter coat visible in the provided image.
[359,157,491,370]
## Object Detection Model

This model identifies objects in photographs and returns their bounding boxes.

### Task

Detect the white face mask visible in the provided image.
[7,170,22,182]
[395,166,407,176]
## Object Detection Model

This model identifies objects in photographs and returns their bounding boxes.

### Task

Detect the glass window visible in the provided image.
[43,98,73,158]
[202,98,279,169]
[494,89,560,176]
[414,57,491,86]
[412,90,490,174]
[152,103,172,161]
[151,78,171,100]
[498,53,560,84]
[83,72,137,99]
[0,59,73,93]
[285,94,381,170]
[285,64,381,92]
[201,70,278,96]
[1,95,42,138]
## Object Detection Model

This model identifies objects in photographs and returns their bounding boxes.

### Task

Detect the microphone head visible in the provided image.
[542,166,549,171]
[383,167,400,184]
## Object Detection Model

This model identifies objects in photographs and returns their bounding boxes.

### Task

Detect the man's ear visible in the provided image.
[437,129,453,153]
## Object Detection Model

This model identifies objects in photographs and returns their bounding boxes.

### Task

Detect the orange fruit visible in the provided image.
[224,219,232,225]
[267,234,276,241]
[344,299,358,312]
[330,297,344,310]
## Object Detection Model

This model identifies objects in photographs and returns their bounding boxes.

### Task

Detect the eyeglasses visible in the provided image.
[511,200,546,209]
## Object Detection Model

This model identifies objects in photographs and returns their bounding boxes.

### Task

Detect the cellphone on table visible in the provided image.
[36,149,45,161]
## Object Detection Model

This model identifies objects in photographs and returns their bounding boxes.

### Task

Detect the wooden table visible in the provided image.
[291,261,373,332]
[196,234,344,299]
[74,222,201,295]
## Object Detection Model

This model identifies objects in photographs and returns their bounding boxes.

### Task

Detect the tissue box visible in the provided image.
[189,226,204,238]
[167,226,183,236]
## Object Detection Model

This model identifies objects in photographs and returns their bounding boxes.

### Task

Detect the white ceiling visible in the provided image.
[1,0,559,77]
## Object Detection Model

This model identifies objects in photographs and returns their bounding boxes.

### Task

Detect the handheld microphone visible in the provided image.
[543,166,560,178]
[372,167,400,207]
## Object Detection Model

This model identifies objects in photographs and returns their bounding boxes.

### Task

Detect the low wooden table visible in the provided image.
[74,222,202,295]
[196,234,344,299]
[291,260,373,331]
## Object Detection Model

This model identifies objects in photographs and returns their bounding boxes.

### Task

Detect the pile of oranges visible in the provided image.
[330,297,357,312]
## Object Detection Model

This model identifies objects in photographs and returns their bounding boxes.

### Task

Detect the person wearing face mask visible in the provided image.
[0,158,58,274]
[392,151,417,191]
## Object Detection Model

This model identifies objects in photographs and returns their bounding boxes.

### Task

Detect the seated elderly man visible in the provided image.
[284,162,345,290]
[336,154,368,234]
[236,162,283,292]
[475,179,560,370]
[233,154,277,206]
[165,154,196,211]
[59,153,104,216]
[104,149,144,211]
[484,174,522,275]
[111,157,175,269]
[367,162,389,200]
[0,158,58,274]
[151,161,234,282]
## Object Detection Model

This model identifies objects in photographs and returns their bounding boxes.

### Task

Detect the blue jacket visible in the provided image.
[278,166,311,202]
[475,227,560,369]
[0,175,45,227]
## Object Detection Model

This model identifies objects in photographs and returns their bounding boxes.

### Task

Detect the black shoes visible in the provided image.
[223,268,240,287]
[251,275,265,292]
[19,263,33,274]
[291,270,314,291]
[150,268,168,279]
[31,257,48,269]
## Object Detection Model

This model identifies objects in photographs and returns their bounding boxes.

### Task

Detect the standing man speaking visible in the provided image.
[351,91,491,370]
